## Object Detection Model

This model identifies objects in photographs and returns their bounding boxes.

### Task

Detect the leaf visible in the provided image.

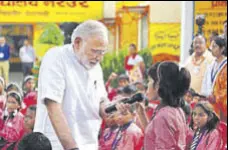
[39,23,64,45]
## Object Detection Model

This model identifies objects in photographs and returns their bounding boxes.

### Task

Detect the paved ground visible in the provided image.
[9,71,24,86]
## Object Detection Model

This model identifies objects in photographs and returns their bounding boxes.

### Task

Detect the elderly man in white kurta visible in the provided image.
[34,20,111,150]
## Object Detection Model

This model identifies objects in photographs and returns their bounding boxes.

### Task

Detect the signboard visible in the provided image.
[194,1,227,44]
[149,23,181,63]
[150,23,181,57]
[0,1,103,23]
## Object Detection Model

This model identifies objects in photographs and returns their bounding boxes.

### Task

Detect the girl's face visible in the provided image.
[146,78,159,101]
[135,83,146,94]
[192,106,209,129]
[211,40,223,58]
[115,111,133,126]
[24,109,36,132]
[129,46,137,55]
[104,113,117,127]
[25,79,35,91]
[184,92,193,104]
[118,79,129,88]
[6,96,20,113]
[193,96,200,103]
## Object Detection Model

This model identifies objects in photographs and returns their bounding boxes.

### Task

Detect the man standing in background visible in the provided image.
[185,34,214,94]
[0,36,10,84]
[19,39,36,77]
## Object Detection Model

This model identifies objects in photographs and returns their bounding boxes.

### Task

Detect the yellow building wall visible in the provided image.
[119,11,140,50]
[116,1,143,50]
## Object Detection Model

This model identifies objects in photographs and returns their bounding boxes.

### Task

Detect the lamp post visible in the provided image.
[195,14,205,35]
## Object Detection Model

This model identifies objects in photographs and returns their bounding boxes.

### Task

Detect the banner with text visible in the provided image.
[149,23,180,56]
[149,23,181,63]
[0,1,103,23]
[194,1,227,45]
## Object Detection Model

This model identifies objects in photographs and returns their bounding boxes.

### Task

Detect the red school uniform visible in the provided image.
[0,111,24,143]
[20,91,37,115]
[100,121,144,150]
[144,106,187,150]
[191,129,222,150]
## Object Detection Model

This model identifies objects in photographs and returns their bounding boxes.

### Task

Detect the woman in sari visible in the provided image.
[201,36,227,122]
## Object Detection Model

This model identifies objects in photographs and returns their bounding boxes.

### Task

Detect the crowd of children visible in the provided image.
[98,30,227,150]
[0,31,227,150]
[0,76,52,150]
[99,60,227,150]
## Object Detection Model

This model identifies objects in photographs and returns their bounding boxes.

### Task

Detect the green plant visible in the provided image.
[39,23,64,45]
[34,23,64,88]
[101,48,153,87]
[138,48,153,71]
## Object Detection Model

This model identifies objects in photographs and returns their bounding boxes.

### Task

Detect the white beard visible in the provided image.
[77,43,95,70]
[79,52,93,70]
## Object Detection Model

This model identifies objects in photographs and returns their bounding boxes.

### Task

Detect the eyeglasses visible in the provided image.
[91,48,107,56]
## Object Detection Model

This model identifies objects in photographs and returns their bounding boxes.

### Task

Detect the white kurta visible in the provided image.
[34,44,107,150]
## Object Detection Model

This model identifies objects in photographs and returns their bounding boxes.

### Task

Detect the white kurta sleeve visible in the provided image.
[38,48,66,104]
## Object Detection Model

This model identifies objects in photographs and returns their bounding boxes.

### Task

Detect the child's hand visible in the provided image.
[108,73,118,81]
[135,102,145,115]
[116,102,131,115]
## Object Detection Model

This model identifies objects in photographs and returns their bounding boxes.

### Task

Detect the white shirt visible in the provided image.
[127,54,143,66]
[19,45,35,63]
[0,43,5,47]
[201,62,213,96]
[34,44,107,150]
